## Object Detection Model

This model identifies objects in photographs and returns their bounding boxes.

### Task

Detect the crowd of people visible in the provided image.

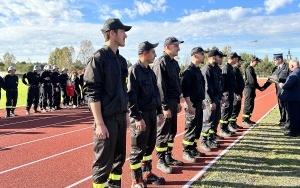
[83,18,299,188]
[0,65,86,118]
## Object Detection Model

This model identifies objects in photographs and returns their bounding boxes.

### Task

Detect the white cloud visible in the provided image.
[264,0,294,14]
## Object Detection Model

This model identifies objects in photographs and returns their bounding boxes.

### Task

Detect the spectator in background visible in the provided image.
[22,65,42,115]
[59,68,70,108]
[79,68,86,105]
[0,76,4,104]
[51,65,62,110]
[279,59,300,137]
[70,70,81,108]
[3,66,19,118]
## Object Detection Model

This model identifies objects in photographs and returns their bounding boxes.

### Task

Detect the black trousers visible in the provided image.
[6,90,18,113]
[61,87,70,106]
[42,84,53,108]
[92,113,127,184]
[243,87,256,119]
[53,88,61,108]
[285,101,300,136]
[202,97,218,133]
[26,86,40,111]
[156,98,178,155]
[129,110,157,167]
[72,89,81,106]
[183,102,203,151]
[230,94,242,123]
[220,91,234,129]
[212,99,221,131]
[278,98,289,124]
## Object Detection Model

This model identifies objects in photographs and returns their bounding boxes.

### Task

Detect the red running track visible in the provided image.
[0,79,278,188]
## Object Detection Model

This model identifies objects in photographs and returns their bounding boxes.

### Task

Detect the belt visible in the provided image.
[7,89,17,91]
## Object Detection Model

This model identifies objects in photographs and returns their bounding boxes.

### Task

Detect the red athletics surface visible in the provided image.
[0,79,278,188]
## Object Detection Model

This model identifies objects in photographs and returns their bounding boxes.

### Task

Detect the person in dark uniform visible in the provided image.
[83,18,131,188]
[22,65,42,115]
[219,52,239,137]
[152,36,184,174]
[70,70,81,108]
[128,41,165,187]
[279,59,300,137]
[51,65,61,110]
[229,55,245,129]
[79,68,86,105]
[0,76,4,105]
[40,65,54,112]
[59,68,69,108]
[200,49,221,151]
[181,47,207,163]
[3,66,19,118]
[242,57,264,126]
[262,53,290,127]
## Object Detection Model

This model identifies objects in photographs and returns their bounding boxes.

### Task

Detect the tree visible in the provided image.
[48,46,74,69]
[77,40,94,64]
[3,52,16,68]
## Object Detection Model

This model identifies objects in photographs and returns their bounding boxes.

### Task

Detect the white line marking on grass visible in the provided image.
[0,143,93,175]
[182,103,278,188]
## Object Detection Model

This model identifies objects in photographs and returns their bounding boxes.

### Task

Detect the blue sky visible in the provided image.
[0,0,300,63]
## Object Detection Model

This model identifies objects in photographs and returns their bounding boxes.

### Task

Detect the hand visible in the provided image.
[210,103,216,111]
[95,123,109,139]
[236,95,241,101]
[55,87,59,92]
[177,103,182,113]
[27,84,31,87]
[135,119,146,131]
[126,113,130,127]
[163,109,172,119]
[157,114,164,126]
[202,101,206,110]
[187,104,195,115]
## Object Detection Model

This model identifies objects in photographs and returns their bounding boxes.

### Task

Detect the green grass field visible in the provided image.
[0,79,28,109]
[194,107,300,187]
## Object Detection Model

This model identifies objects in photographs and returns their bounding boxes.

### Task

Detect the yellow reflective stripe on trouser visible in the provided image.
[250,113,252,117]
[142,155,152,161]
[208,129,215,134]
[109,173,121,180]
[183,139,194,146]
[219,120,228,123]
[93,182,106,188]
[228,118,236,122]
[6,106,13,108]
[156,146,167,152]
[201,132,208,136]
[130,163,141,170]
[11,106,16,109]
[243,114,250,118]
[194,139,199,143]
[167,142,173,147]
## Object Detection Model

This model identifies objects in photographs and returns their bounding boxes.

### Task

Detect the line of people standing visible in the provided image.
[84,18,294,188]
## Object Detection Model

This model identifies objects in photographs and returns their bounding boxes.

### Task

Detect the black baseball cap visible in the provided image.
[101,18,132,33]
[238,55,244,61]
[208,49,221,58]
[251,56,261,62]
[190,47,208,56]
[218,50,227,58]
[164,36,184,46]
[229,52,239,58]
[273,53,283,60]
[138,41,159,55]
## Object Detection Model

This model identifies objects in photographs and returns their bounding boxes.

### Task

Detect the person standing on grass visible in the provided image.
[181,47,207,163]
[242,56,264,126]
[127,41,165,187]
[22,65,42,115]
[84,18,131,188]
[279,58,300,137]
[152,36,184,174]
[3,66,19,118]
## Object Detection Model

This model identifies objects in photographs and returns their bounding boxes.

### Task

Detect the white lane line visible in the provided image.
[0,143,93,175]
[0,116,93,137]
[64,91,276,188]
[182,103,278,188]
[0,126,93,151]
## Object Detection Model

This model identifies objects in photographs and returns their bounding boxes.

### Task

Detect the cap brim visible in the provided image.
[124,25,132,32]
[203,50,209,53]
[152,43,159,48]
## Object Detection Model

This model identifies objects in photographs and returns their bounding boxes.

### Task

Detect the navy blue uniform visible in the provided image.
[3,74,18,116]
[22,71,41,112]
[40,71,53,109]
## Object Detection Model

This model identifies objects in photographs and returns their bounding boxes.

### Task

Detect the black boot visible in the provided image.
[156,152,172,174]
[219,123,233,137]
[131,168,147,188]
[208,132,221,148]
[142,161,165,185]
[242,118,253,127]
[6,108,11,118]
[165,152,184,166]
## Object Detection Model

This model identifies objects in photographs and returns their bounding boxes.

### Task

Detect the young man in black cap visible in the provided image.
[181,47,207,163]
[229,56,245,129]
[262,53,290,128]
[127,41,165,187]
[200,49,221,151]
[219,52,239,137]
[84,18,131,188]
[242,57,264,126]
[152,36,184,174]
